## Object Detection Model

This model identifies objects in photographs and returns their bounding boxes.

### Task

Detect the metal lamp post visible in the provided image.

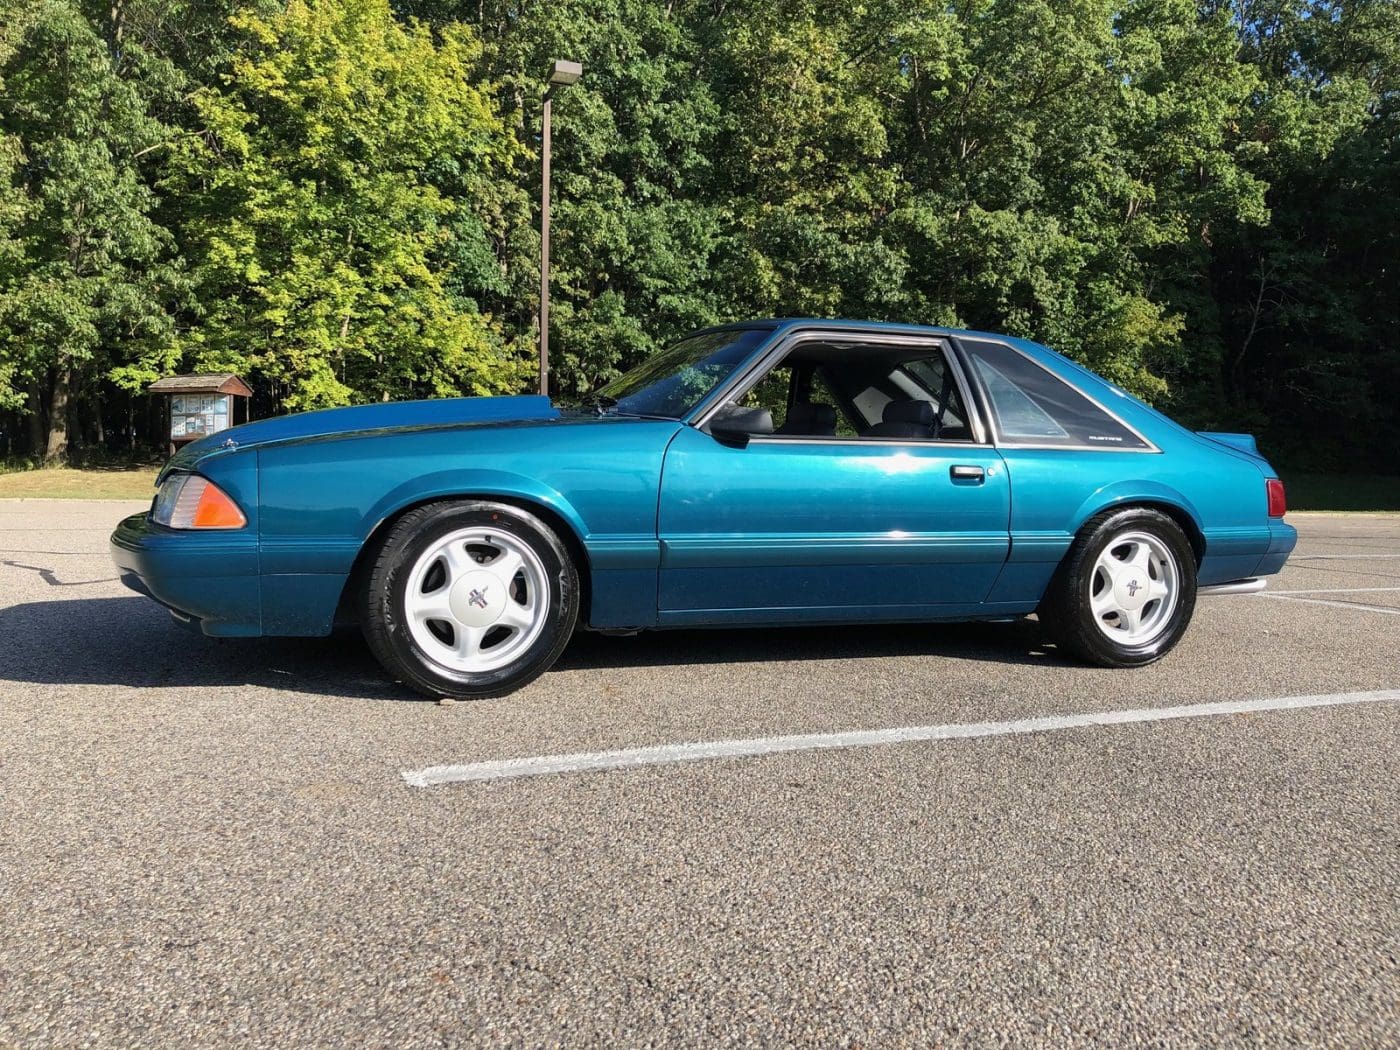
[539,59,582,397]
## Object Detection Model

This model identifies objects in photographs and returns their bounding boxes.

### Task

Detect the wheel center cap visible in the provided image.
[1115,571,1150,611]
[448,570,506,628]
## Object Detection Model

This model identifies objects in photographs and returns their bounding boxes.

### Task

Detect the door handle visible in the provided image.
[950,464,985,482]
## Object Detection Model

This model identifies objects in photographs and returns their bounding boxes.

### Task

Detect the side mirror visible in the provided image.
[708,404,774,448]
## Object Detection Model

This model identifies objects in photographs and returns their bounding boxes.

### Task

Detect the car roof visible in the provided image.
[691,318,1014,343]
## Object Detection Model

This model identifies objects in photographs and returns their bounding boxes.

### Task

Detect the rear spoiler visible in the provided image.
[1196,431,1260,456]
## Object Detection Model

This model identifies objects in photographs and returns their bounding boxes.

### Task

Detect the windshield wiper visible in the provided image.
[579,394,618,416]
[566,394,677,420]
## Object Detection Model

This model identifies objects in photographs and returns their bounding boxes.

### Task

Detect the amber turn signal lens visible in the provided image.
[153,475,247,529]
[192,480,247,528]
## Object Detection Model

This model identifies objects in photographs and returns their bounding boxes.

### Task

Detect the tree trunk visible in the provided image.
[26,385,45,459]
[107,0,126,63]
[45,367,70,464]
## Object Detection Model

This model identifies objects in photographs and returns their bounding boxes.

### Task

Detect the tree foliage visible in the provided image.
[0,0,1396,470]
[0,0,183,459]
[173,0,528,409]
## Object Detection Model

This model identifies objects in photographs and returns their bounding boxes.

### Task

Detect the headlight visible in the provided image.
[151,474,247,529]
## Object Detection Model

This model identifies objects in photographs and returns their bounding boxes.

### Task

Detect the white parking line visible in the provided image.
[1270,587,1400,595]
[1292,553,1400,560]
[402,689,1400,787]
[1257,594,1400,616]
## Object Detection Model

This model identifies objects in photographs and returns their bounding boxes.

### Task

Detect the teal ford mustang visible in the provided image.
[111,319,1296,699]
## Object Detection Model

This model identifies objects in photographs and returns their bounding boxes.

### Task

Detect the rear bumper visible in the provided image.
[1199,520,1298,586]
[1253,520,1298,576]
[110,513,263,636]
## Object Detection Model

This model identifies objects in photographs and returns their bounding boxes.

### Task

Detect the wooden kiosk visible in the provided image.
[148,374,253,452]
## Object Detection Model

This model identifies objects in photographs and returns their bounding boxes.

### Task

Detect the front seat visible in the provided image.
[774,402,838,437]
[862,399,934,439]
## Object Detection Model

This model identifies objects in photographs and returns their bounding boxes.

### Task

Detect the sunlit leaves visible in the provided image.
[175,0,526,409]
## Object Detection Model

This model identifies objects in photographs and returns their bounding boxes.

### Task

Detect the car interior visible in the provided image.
[730,340,976,442]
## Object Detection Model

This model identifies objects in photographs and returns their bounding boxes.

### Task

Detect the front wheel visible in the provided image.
[1039,507,1197,668]
[361,501,579,699]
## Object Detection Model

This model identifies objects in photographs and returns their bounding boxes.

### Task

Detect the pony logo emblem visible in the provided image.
[1126,579,1141,598]
[467,587,490,610]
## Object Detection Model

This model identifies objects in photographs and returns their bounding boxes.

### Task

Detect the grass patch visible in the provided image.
[0,466,158,501]
[1283,472,1400,513]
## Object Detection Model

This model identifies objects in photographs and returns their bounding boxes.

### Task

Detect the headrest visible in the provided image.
[882,399,934,426]
[786,402,837,429]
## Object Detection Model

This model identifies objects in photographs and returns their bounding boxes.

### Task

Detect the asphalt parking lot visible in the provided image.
[2,500,1397,1045]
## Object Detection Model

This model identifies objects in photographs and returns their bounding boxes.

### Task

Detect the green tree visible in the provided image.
[438,0,733,396]
[0,0,183,461]
[704,1,907,323]
[0,0,1395,474]
[1201,0,1398,468]
[700,0,1269,403]
[177,0,528,410]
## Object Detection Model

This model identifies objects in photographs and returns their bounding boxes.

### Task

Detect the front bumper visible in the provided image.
[110,513,263,636]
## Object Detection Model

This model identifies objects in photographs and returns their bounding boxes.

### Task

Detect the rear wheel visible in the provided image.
[361,501,579,699]
[1040,507,1196,667]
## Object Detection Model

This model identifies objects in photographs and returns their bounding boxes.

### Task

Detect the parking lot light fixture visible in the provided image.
[539,59,583,398]
[548,59,582,87]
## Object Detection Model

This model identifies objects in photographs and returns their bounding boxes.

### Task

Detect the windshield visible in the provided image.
[588,328,771,419]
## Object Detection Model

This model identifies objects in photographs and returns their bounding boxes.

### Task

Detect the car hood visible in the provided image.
[165,395,559,473]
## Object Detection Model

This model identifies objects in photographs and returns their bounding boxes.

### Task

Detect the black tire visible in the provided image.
[1039,506,1197,668]
[361,500,579,699]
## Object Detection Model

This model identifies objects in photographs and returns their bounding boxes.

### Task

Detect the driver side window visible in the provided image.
[723,339,979,443]
[842,354,972,441]
[809,372,861,437]
[736,365,793,430]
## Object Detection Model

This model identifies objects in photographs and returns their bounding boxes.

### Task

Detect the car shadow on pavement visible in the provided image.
[0,596,399,701]
[557,618,1064,672]
[0,597,1067,700]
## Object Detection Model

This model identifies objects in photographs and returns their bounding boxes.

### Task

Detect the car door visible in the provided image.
[656,332,1011,624]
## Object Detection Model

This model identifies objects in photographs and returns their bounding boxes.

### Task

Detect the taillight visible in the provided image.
[1266,478,1287,518]
[152,475,247,529]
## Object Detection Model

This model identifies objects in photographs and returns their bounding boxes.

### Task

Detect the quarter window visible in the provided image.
[963,339,1149,449]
